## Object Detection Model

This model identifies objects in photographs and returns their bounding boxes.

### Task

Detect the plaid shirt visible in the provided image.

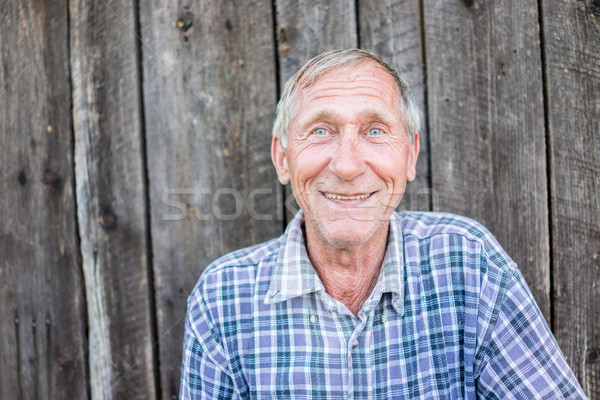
[180,211,587,399]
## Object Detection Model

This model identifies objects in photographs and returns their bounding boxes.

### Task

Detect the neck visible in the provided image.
[304,223,389,317]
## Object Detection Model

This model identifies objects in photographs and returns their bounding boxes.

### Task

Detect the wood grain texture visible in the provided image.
[424,0,551,320]
[70,0,156,398]
[140,1,282,398]
[0,1,88,399]
[358,0,430,211]
[276,0,358,83]
[542,0,600,396]
[275,0,358,221]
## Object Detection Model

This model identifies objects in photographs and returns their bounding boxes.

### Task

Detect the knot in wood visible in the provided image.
[100,206,118,230]
[43,168,63,190]
[18,169,27,186]
[280,43,291,56]
[57,356,72,368]
[587,348,599,365]
[177,6,193,33]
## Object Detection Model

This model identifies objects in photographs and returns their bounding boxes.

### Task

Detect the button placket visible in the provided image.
[347,314,370,399]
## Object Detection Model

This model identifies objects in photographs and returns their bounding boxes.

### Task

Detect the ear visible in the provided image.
[406,132,419,182]
[271,136,290,185]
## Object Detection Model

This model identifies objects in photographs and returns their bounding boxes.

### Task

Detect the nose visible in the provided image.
[329,132,366,181]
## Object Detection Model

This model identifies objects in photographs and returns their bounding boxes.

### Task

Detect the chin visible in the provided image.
[316,218,383,248]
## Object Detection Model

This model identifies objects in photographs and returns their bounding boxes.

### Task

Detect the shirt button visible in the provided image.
[380,315,387,323]
[352,340,358,349]
[310,315,318,323]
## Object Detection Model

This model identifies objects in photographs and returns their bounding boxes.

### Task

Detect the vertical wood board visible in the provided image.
[70,0,157,399]
[0,2,88,399]
[424,0,551,319]
[140,1,281,398]
[275,0,358,84]
[542,0,600,396]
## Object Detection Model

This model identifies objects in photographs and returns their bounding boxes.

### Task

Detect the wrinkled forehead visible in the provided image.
[296,62,402,109]
[297,60,398,94]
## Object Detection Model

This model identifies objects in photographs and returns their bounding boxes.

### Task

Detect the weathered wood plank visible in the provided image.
[70,0,156,398]
[358,0,430,211]
[0,1,88,399]
[542,0,600,396]
[424,1,551,319]
[140,1,281,398]
[275,0,357,84]
[275,0,358,220]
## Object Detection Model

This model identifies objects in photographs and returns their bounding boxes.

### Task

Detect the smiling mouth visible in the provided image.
[323,192,374,200]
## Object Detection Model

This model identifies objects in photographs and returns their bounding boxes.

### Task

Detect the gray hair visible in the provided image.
[272,49,421,148]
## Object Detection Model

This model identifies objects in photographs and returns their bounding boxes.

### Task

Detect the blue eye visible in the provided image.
[314,128,327,136]
[369,128,382,136]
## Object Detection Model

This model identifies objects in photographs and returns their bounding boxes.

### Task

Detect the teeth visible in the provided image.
[324,193,371,200]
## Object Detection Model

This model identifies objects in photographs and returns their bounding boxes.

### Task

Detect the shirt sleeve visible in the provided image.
[179,303,240,400]
[476,269,588,399]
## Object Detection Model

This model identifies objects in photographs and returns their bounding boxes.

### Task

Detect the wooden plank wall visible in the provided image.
[0,2,88,399]
[0,0,598,398]
[70,0,156,398]
[542,0,600,396]
[140,0,281,397]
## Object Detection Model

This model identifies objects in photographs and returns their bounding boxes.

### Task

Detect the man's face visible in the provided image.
[272,62,419,248]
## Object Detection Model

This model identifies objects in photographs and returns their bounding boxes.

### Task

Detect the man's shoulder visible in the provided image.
[188,235,282,304]
[395,211,515,268]
[208,236,282,272]
[396,211,498,244]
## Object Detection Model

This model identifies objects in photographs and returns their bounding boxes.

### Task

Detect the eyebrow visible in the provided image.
[296,109,340,129]
[361,107,397,126]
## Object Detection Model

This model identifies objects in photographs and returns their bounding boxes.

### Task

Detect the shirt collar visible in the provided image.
[264,210,405,316]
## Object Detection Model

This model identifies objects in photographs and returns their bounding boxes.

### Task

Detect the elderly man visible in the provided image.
[180,49,586,399]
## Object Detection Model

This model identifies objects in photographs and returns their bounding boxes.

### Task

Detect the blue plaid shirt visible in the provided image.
[180,211,586,399]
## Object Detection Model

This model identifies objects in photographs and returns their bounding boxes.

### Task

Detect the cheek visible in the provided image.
[370,151,408,181]
[289,147,333,183]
